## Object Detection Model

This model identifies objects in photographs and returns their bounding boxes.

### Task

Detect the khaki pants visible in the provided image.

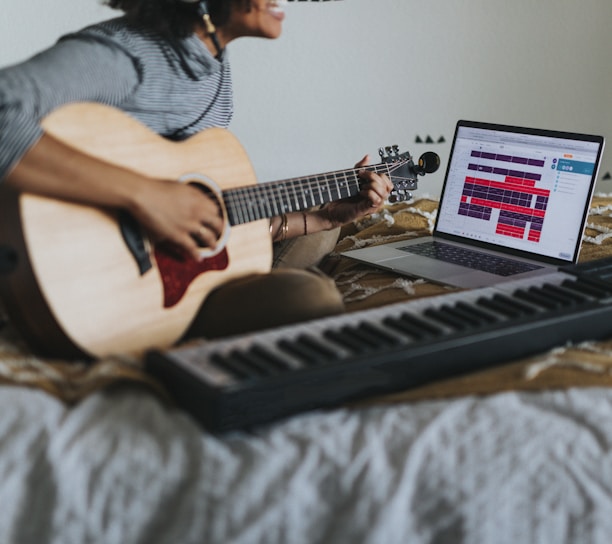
[185,228,343,340]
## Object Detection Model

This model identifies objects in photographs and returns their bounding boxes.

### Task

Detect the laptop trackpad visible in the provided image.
[388,255,498,288]
[343,246,470,277]
[342,245,411,262]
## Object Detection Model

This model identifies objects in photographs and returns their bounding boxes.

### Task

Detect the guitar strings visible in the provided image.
[223,162,411,226]
[222,161,410,226]
[223,163,400,201]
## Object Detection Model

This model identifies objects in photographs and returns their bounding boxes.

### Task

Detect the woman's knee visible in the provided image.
[185,269,344,340]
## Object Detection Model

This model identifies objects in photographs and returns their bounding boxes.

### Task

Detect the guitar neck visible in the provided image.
[222,163,392,226]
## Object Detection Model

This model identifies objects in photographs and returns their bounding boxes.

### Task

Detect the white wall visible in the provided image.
[2,0,610,196]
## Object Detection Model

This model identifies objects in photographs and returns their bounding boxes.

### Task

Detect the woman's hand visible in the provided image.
[128,179,225,261]
[6,133,225,262]
[318,154,394,228]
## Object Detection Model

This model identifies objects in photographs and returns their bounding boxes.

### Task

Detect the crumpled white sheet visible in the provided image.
[1,384,612,544]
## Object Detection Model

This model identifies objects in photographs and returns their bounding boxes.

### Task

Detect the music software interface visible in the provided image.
[436,126,600,262]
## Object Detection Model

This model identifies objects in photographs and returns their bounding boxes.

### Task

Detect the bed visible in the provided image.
[2,195,612,543]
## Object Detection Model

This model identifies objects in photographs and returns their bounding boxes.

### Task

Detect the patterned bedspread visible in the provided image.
[4,194,612,406]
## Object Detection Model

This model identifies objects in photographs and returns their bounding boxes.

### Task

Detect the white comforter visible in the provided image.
[1,384,612,544]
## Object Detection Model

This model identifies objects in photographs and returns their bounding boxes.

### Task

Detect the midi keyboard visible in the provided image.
[146,259,612,432]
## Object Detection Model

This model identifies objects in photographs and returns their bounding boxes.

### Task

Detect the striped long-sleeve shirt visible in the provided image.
[0,17,234,181]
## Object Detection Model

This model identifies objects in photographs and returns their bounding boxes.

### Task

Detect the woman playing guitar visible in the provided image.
[0,0,392,354]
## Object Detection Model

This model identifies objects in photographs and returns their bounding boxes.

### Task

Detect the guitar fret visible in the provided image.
[239,194,249,224]
[289,179,301,211]
[225,192,240,226]
[260,185,274,218]
[299,179,310,208]
[322,176,333,203]
[269,182,285,216]
[337,172,345,199]
[283,180,295,212]
[244,189,255,222]
[314,176,325,206]
[348,169,361,197]
[300,178,311,209]
[304,180,316,208]
[225,189,247,226]
[248,187,263,221]
[268,184,281,217]
[281,182,293,213]
[339,170,350,199]
[328,173,342,202]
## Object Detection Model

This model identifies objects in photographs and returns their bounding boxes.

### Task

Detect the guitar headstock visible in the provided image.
[379,145,440,203]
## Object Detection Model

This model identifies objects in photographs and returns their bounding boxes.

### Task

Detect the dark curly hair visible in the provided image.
[103,0,246,38]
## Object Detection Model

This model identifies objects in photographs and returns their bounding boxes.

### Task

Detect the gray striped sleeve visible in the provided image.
[0,18,234,182]
[0,37,140,180]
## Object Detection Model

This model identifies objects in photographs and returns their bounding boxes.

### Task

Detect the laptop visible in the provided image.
[342,120,606,288]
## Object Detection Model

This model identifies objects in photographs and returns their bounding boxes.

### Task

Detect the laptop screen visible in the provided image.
[435,121,605,265]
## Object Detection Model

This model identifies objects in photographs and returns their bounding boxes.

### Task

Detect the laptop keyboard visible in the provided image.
[397,241,543,277]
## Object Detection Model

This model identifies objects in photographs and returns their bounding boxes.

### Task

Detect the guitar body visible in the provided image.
[0,103,271,359]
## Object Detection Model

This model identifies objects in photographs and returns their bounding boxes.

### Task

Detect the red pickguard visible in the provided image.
[154,244,229,308]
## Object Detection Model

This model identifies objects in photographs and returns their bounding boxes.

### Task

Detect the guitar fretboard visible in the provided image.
[222,163,393,226]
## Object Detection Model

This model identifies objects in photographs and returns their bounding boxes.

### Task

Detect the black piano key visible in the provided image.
[356,322,402,347]
[514,288,563,310]
[228,349,283,376]
[276,338,317,366]
[563,278,611,299]
[404,312,446,336]
[210,352,259,380]
[277,334,337,366]
[537,284,581,305]
[540,283,589,304]
[276,339,319,366]
[383,315,427,340]
[343,324,382,348]
[297,334,340,360]
[476,296,522,319]
[324,327,376,353]
[249,344,293,372]
[395,312,445,338]
[492,293,539,315]
[424,307,470,331]
[576,275,612,294]
[455,301,502,323]
[529,286,576,307]
[442,303,488,327]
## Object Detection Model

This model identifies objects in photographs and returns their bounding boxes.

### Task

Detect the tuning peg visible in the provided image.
[388,189,412,203]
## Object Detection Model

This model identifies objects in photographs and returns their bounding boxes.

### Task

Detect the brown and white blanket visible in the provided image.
[4,195,612,407]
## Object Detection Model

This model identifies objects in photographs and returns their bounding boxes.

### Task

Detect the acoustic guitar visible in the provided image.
[0,103,436,359]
